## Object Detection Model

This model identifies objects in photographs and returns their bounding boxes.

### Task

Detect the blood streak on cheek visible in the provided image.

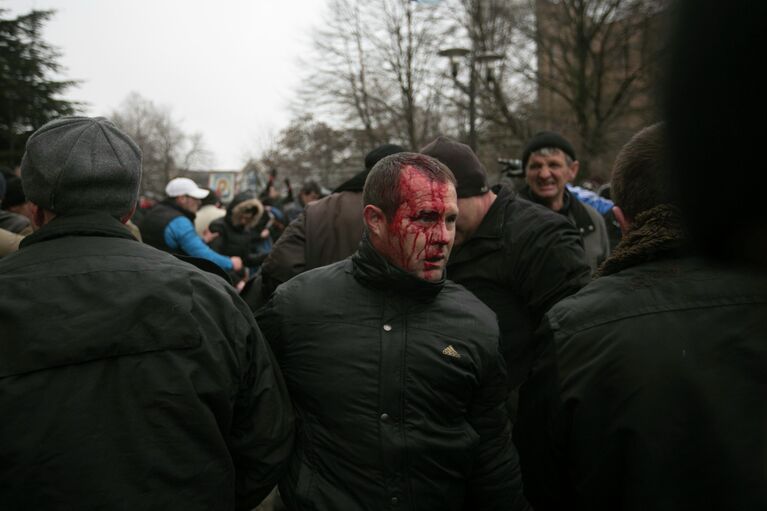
[388,183,419,268]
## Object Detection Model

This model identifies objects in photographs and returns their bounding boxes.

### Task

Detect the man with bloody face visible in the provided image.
[364,158,458,282]
[257,153,529,510]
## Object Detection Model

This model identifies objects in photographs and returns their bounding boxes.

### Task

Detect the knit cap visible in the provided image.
[521,131,576,170]
[420,136,488,198]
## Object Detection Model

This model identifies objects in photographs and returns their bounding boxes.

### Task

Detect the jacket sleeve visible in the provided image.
[514,317,570,511]
[506,201,590,325]
[165,216,234,271]
[260,214,307,300]
[253,291,287,361]
[595,209,612,265]
[231,310,295,510]
[464,346,531,511]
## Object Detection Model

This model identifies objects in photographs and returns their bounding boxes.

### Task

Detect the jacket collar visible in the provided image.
[447,186,512,265]
[595,204,689,278]
[20,210,137,249]
[160,198,196,222]
[334,169,369,193]
[519,185,596,234]
[464,186,512,241]
[562,189,596,235]
[351,233,444,301]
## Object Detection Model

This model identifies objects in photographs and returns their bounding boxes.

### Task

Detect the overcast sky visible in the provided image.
[5,0,328,169]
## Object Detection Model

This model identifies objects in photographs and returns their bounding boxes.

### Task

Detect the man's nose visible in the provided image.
[433,221,452,245]
[538,165,552,178]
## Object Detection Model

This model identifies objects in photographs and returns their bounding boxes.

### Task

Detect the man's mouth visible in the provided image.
[424,255,444,269]
[536,181,557,193]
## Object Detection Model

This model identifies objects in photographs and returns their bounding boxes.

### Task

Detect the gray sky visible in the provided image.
[4,0,327,169]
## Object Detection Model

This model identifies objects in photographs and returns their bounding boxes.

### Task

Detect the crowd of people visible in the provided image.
[1,1,765,509]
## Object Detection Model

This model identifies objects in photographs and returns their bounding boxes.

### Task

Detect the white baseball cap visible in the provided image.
[165,177,210,199]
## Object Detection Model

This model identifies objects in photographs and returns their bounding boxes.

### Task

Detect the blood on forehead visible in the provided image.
[396,166,452,213]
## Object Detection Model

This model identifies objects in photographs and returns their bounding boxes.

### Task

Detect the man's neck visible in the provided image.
[549,195,565,212]
[537,189,568,213]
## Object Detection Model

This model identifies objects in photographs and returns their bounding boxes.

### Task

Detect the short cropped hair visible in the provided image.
[530,147,574,167]
[611,123,673,220]
[363,152,456,221]
[300,179,322,195]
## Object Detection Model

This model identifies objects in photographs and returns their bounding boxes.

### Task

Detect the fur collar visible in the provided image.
[595,204,688,278]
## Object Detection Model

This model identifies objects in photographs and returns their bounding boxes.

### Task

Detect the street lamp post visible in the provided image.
[439,48,503,152]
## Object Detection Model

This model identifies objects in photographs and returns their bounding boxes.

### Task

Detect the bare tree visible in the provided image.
[432,0,537,169]
[259,115,360,190]
[298,0,449,151]
[110,92,211,197]
[526,0,667,178]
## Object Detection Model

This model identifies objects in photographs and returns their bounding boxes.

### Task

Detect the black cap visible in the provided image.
[365,144,407,171]
[420,136,488,198]
[521,131,577,170]
[335,143,407,193]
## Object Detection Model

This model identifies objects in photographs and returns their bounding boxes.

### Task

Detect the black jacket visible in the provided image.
[256,237,529,511]
[515,255,767,510]
[0,211,294,510]
[138,199,191,252]
[209,194,270,268]
[447,186,591,392]
[519,186,610,273]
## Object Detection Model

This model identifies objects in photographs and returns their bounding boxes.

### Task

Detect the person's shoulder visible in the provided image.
[437,280,499,336]
[548,256,767,336]
[165,214,196,236]
[306,190,362,216]
[499,192,582,249]
[276,258,351,295]
[441,279,495,314]
[270,259,353,315]
[574,197,607,228]
[500,190,572,230]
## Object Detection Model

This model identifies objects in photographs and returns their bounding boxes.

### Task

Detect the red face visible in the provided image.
[378,167,458,282]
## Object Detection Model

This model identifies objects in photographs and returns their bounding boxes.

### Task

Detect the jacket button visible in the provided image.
[383,324,392,332]
[391,496,399,506]
[380,413,390,422]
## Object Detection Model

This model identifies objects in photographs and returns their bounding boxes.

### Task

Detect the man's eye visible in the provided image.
[413,212,439,222]
[446,215,457,224]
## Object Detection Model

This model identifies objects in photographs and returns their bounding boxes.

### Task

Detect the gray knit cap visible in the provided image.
[21,116,142,217]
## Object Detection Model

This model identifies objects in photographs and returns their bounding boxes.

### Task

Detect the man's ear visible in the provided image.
[119,204,137,225]
[613,205,632,234]
[30,202,45,229]
[363,204,387,239]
